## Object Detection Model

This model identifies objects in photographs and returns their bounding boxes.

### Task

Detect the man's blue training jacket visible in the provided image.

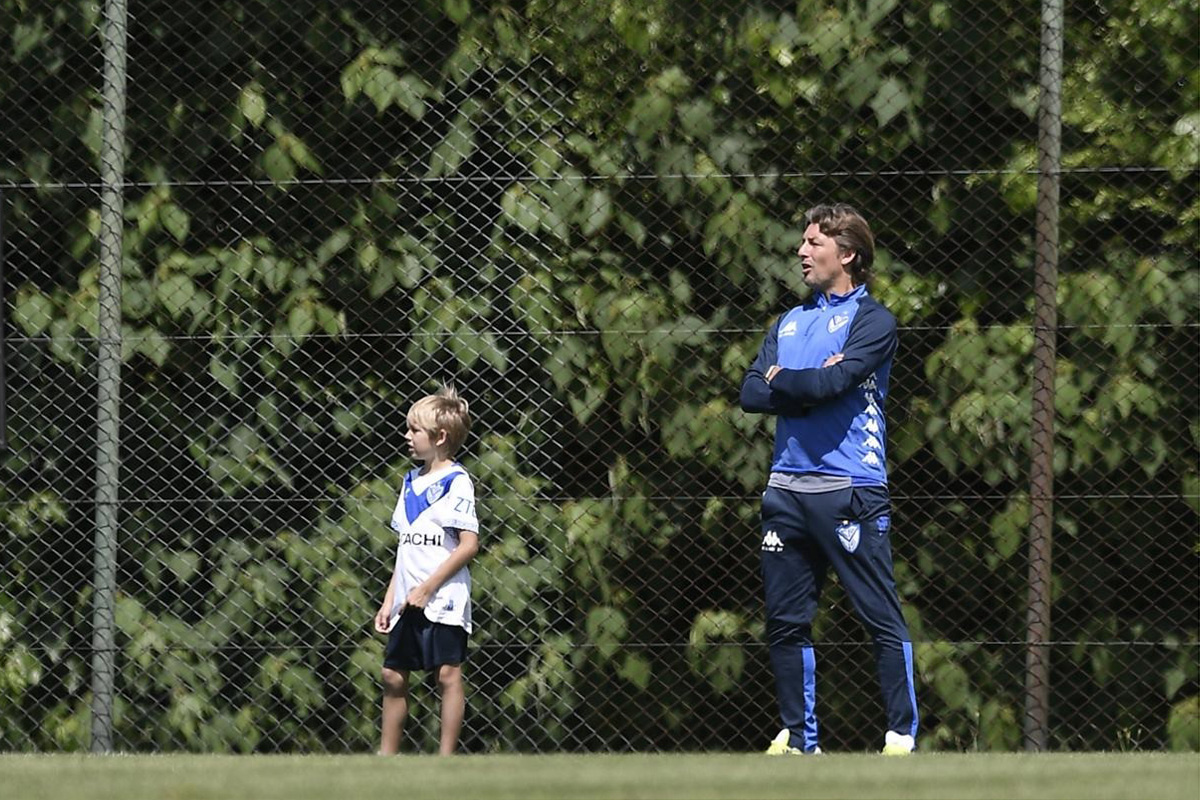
[739,284,898,486]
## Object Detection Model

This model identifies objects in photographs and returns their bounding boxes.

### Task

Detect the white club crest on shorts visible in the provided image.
[762,529,784,553]
[837,520,860,553]
[425,482,445,504]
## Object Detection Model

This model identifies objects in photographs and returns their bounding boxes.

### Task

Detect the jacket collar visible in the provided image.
[817,283,867,308]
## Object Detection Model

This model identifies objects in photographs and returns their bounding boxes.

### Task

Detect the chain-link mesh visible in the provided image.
[1,0,1197,753]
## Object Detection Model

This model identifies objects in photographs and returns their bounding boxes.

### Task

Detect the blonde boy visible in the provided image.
[374,386,478,755]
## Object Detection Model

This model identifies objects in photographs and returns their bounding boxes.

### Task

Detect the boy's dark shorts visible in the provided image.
[383,608,468,671]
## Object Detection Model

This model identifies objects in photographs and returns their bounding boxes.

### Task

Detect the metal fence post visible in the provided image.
[0,189,6,453]
[90,0,129,754]
[1026,0,1064,753]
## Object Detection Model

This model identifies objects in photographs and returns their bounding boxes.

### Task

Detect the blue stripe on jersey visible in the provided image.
[401,467,464,526]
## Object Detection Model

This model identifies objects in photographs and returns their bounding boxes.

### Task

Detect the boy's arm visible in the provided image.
[374,563,400,633]
[405,531,480,608]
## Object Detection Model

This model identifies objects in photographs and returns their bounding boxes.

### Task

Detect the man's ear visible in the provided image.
[840,248,857,267]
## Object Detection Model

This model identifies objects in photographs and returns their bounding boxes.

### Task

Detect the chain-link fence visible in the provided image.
[1,0,1197,754]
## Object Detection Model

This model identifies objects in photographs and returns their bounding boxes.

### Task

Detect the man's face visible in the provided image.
[798,223,855,295]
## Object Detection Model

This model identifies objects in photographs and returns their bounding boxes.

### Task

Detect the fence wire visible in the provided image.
[1,0,1197,753]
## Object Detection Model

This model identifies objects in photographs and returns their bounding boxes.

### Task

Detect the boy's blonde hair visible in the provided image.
[407,385,471,457]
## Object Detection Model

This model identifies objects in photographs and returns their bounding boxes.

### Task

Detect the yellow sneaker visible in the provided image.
[882,731,915,756]
[765,728,821,755]
[766,728,800,755]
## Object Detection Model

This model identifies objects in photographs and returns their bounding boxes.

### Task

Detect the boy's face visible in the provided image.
[405,422,445,461]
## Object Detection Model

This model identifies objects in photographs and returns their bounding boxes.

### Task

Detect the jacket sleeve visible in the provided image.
[740,319,809,416]
[767,302,897,407]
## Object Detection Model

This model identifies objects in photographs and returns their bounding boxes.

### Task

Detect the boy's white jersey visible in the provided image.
[389,464,479,633]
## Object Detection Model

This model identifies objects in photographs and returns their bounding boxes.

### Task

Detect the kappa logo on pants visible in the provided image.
[762,529,784,553]
[837,520,861,553]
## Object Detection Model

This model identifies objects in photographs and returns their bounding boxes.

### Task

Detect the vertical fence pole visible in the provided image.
[1026,0,1063,753]
[0,190,7,453]
[91,0,129,754]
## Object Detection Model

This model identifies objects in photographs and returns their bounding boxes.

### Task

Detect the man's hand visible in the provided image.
[766,354,840,383]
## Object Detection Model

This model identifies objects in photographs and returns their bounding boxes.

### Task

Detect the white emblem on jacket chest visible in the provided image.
[828,313,850,333]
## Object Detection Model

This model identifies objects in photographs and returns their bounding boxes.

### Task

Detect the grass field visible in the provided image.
[2,752,1197,800]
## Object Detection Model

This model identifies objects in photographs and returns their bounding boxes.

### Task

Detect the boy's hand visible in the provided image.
[406,583,434,609]
[374,604,398,633]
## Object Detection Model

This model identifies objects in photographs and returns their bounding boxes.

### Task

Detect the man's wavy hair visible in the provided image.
[804,203,875,287]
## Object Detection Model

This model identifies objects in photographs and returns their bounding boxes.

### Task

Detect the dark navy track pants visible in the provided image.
[760,484,918,751]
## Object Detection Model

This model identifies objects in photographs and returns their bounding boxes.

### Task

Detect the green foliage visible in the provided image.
[1167,696,1200,752]
[687,611,752,695]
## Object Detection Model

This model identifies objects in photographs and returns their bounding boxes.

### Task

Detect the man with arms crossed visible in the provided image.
[741,203,919,756]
